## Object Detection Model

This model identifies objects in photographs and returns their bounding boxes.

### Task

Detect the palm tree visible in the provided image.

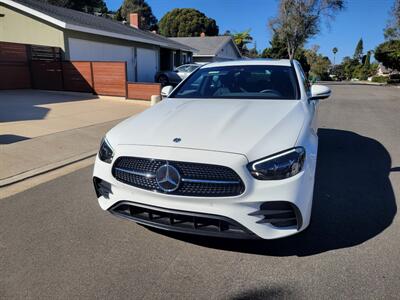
[332,47,338,65]
[232,29,253,55]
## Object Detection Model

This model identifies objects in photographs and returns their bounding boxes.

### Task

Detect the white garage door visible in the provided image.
[137,48,158,82]
[68,38,135,81]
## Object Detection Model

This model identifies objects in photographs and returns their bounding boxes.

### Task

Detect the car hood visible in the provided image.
[107,98,306,161]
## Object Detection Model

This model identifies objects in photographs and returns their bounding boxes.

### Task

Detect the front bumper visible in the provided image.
[108,201,258,239]
[93,145,316,240]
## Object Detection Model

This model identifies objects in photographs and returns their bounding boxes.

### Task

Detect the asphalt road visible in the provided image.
[1,84,400,299]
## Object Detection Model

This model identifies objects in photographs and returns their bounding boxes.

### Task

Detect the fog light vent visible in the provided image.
[93,177,112,199]
[249,201,302,230]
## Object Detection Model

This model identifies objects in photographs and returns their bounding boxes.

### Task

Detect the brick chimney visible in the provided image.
[129,13,140,29]
[200,32,206,37]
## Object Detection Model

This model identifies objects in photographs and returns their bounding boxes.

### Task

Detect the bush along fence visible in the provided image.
[0,41,160,101]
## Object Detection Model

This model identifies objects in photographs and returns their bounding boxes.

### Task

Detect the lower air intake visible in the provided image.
[110,201,257,239]
[249,201,302,230]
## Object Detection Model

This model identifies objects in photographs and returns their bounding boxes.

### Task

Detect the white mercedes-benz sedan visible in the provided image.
[93,59,331,239]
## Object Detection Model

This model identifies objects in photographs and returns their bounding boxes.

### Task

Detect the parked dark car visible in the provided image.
[155,64,199,86]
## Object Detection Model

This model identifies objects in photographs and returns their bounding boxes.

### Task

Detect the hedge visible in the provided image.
[371,76,388,83]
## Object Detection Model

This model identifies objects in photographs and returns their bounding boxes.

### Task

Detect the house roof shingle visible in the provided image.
[1,0,195,51]
[169,36,240,57]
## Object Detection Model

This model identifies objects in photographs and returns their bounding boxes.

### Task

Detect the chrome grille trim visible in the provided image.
[181,178,240,184]
[114,167,155,179]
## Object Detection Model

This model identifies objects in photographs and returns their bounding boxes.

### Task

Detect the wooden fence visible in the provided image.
[0,42,31,89]
[62,61,93,93]
[0,41,161,100]
[92,62,127,97]
[31,61,64,91]
[127,82,161,100]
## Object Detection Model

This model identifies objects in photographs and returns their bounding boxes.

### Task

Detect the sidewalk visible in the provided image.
[0,119,122,187]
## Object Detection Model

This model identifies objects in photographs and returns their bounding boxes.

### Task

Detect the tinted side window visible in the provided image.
[176,65,189,72]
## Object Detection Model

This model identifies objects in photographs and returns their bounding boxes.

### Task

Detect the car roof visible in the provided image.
[201,59,293,69]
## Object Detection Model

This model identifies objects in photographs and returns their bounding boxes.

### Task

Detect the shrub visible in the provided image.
[387,78,400,84]
[389,73,400,80]
[371,76,388,83]
[375,40,400,71]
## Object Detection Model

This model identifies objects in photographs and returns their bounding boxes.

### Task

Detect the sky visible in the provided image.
[105,0,394,63]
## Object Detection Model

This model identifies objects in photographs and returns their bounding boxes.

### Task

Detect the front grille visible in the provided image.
[110,201,256,239]
[112,157,245,197]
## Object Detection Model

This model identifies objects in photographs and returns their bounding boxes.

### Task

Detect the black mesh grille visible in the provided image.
[110,202,256,239]
[112,157,245,197]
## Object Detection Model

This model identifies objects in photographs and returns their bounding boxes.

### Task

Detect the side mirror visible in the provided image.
[161,85,174,97]
[310,84,331,100]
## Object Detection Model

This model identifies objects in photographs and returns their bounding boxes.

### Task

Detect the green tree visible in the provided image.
[246,43,260,58]
[262,33,310,73]
[268,0,344,59]
[45,0,107,13]
[341,56,360,80]
[356,51,377,80]
[375,40,400,71]
[364,51,371,68]
[304,46,331,80]
[384,0,400,39]
[116,0,158,31]
[231,30,253,55]
[332,47,338,65]
[158,8,219,37]
[353,38,364,62]
[330,64,345,80]
[261,33,288,59]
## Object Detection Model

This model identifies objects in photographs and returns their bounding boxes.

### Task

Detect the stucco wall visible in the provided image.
[64,30,160,61]
[0,4,65,51]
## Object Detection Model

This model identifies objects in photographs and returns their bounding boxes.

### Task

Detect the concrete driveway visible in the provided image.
[0,90,149,185]
[0,90,149,144]
[0,84,399,299]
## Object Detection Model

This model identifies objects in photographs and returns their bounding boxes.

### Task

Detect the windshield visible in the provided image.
[175,65,198,73]
[170,65,300,100]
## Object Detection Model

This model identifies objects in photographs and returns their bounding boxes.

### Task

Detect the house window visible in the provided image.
[30,45,61,61]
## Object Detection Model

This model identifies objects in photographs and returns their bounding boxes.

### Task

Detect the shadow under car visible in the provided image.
[144,128,397,256]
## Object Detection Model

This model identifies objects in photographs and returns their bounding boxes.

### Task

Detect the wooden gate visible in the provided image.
[0,42,31,89]
[0,41,158,100]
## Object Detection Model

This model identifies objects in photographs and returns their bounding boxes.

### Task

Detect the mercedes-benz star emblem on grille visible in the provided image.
[173,138,181,143]
[155,164,181,192]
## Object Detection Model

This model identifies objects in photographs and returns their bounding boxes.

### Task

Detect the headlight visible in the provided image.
[99,137,114,163]
[247,147,305,180]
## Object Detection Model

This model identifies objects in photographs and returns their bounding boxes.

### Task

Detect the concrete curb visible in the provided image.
[0,150,97,188]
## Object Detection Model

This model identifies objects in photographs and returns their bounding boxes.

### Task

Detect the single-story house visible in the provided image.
[0,0,195,82]
[170,35,242,64]
[376,63,393,77]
